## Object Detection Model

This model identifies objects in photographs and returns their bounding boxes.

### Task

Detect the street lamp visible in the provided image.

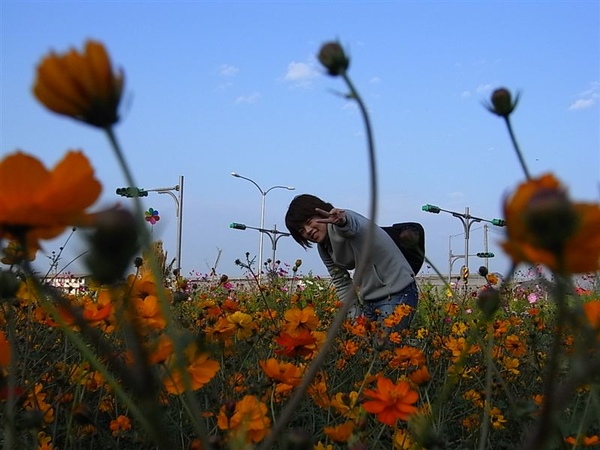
[231,172,295,274]
[116,175,184,272]
[230,222,291,271]
[423,204,504,286]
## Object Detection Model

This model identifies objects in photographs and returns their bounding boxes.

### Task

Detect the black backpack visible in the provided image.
[381,222,426,274]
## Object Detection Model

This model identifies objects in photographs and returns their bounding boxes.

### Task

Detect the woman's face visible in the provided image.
[299,216,328,244]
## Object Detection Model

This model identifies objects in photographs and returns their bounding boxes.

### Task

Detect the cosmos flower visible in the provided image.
[362,377,418,426]
[0,151,101,251]
[502,173,600,274]
[323,420,355,443]
[33,40,124,128]
[217,395,271,443]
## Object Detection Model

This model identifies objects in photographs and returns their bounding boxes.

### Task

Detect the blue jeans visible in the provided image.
[362,282,419,331]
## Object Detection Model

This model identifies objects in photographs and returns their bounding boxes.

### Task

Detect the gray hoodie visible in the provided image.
[317,209,416,305]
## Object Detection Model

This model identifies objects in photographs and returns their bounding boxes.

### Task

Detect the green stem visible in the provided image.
[503,116,531,180]
[259,68,378,450]
[104,126,209,446]
[477,322,495,450]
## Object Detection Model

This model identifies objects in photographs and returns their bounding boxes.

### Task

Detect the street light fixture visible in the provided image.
[423,204,505,286]
[231,172,295,275]
[230,222,291,271]
[116,175,184,272]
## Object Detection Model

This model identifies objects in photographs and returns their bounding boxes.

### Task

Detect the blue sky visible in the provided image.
[1,0,599,280]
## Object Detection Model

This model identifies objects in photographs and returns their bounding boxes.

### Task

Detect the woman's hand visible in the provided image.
[315,208,347,226]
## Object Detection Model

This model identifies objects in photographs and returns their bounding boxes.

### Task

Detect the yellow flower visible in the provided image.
[0,151,101,250]
[502,173,600,273]
[227,311,256,340]
[33,40,123,128]
[489,406,507,429]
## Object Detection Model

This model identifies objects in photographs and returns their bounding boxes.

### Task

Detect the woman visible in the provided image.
[285,194,418,330]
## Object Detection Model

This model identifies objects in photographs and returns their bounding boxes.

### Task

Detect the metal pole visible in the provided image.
[176,175,184,273]
[464,207,470,276]
[259,193,266,275]
[448,235,452,283]
[484,224,489,271]
[231,172,295,276]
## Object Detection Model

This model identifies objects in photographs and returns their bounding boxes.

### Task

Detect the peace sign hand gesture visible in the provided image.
[315,208,347,226]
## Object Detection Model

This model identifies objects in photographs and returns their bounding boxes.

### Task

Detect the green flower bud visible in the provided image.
[318,41,349,76]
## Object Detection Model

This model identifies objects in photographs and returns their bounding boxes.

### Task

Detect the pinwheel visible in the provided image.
[145,208,160,225]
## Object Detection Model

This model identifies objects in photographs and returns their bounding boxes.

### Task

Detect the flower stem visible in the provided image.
[504,116,531,180]
[259,68,378,450]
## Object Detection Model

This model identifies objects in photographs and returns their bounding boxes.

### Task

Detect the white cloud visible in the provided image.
[568,82,599,110]
[220,64,239,77]
[235,91,260,104]
[281,61,319,89]
[476,84,492,93]
[369,76,381,84]
[284,61,317,81]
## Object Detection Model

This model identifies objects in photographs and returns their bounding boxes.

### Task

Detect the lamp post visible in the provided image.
[423,204,505,286]
[231,172,295,274]
[116,175,184,272]
[229,222,291,271]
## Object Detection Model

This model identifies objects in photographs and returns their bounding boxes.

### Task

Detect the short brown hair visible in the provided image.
[285,194,333,248]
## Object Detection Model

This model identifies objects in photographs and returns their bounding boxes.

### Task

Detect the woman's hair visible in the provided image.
[285,194,333,248]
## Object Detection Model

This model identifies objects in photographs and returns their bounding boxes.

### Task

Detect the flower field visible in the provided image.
[1,39,600,449]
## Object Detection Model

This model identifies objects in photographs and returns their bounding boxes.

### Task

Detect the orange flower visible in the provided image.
[362,377,418,426]
[564,435,600,446]
[583,300,600,329]
[504,334,527,357]
[282,306,320,332]
[323,420,355,442]
[390,346,426,369]
[0,151,101,249]
[274,328,317,358]
[33,40,123,128]
[163,344,220,395]
[217,395,271,443]
[409,366,431,385]
[502,173,600,273]
[260,358,303,388]
[109,415,131,436]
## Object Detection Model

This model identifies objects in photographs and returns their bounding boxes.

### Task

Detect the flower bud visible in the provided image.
[318,41,350,76]
[85,209,140,284]
[477,287,501,319]
[489,88,518,117]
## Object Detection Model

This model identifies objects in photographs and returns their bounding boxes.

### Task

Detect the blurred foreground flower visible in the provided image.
[502,173,600,273]
[33,40,123,128]
[0,151,101,252]
[217,395,271,444]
